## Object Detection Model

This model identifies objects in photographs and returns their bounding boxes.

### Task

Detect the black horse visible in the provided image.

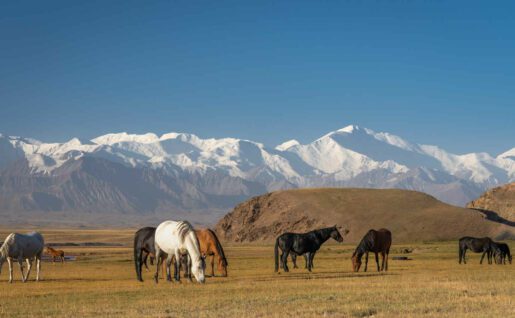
[274,226,346,273]
[492,242,512,265]
[134,227,159,282]
[351,229,392,272]
[458,236,500,264]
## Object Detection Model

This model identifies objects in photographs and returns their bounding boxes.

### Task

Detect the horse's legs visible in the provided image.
[375,252,380,272]
[364,252,369,272]
[18,257,26,282]
[291,254,298,269]
[308,253,315,272]
[463,248,467,264]
[210,254,215,277]
[174,251,181,281]
[281,250,290,272]
[25,258,33,281]
[7,258,13,283]
[165,255,173,282]
[142,252,149,271]
[153,246,162,283]
[36,255,41,281]
[385,250,389,271]
[480,251,486,264]
[380,252,386,271]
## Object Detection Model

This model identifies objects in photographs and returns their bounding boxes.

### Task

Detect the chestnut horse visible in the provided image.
[45,246,65,263]
[196,229,228,277]
[352,229,392,272]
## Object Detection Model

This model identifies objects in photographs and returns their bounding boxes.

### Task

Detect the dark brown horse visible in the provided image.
[352,229,392,272]
[195,229,228,277]
[45,246,65,263]
[459,237,500,264]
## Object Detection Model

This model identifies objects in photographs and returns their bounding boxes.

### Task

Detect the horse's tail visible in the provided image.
[274,237,280,272]
[133,233,143,282]
[208,229,228,267]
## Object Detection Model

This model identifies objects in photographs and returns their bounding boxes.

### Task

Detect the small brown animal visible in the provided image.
[45,246,65,263]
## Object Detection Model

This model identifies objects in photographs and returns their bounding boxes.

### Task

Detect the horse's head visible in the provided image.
[330,225,347,243]
[219,257,228,277]
[191,256,206,284]
[351,252,362,272]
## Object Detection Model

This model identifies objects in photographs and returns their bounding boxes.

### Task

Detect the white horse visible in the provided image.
[0,232,44,283]
[154,220,205,284]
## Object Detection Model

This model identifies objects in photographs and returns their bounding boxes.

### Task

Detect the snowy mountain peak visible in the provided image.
[92,132,159,145]
[276,139,300,151]
[0,125,513,207]
[336,124,359,133]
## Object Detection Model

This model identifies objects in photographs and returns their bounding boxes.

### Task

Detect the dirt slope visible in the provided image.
[467,182,514,222]
[215,188,514,243]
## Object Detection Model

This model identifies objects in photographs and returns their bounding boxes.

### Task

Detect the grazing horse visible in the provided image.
[45,247,65,263]
[133,227,167,282]
[154,220,205,284]
[0,232,44,283]
[274,226,346,273]
[492,242,512,265]
[351,229,392,272]
[195,228,228,277]
[458,237,500,264]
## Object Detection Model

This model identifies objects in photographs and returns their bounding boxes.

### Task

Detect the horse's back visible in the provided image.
[3,232,44,257]
[155,220,194,252]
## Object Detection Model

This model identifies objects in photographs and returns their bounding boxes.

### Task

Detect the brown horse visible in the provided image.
[196,229,228,277]
[45,246,65,263]
[351,229,392,272]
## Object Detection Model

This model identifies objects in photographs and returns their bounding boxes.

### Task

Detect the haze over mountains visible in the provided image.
[0,125,513,224]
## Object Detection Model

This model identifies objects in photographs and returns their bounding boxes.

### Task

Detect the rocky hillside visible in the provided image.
[216,188,514,243]
[467,182,514,223]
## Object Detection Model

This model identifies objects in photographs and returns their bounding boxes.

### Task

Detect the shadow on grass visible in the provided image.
[255,271,397,282]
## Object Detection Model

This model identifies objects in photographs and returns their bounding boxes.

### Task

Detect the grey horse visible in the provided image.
[0,232,44,283]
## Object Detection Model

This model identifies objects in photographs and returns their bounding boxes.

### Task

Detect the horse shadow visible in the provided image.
[257,271,397,282]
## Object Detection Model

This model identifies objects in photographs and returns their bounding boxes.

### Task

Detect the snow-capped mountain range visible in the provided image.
[0,125,513,222]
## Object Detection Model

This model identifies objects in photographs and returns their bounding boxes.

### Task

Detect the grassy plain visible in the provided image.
[0,229,513,317]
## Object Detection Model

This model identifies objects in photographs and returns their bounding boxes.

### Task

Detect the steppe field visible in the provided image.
[0,229,513,318]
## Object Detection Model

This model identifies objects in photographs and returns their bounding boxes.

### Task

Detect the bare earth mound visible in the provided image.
[467,182,515,222]
[216,188,514,243]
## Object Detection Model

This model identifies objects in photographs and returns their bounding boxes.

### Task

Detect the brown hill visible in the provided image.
[466,182,515,223]
[215,188,514,243]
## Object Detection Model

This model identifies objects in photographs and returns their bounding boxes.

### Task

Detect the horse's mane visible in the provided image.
[177,221,195,242]
[354,230,375,255]
[0,233,15,258]
[208,229,228,266]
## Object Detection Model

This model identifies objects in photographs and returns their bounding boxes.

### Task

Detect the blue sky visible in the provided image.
[1,1,514,155]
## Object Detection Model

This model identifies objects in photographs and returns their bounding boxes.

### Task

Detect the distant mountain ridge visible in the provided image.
[0,125,513,223]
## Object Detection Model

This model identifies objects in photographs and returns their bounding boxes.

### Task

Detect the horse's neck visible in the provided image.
[184,233,201,262]
[315,229,332,244]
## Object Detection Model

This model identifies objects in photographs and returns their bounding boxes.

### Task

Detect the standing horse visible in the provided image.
[274,226,346,273]
[45,247,65,263]
[154,220,205,284]
[195,228,228,277]
[458,237,499,264]
[0,232,44,283]
[351,229,392,272]
[492,242,512,265]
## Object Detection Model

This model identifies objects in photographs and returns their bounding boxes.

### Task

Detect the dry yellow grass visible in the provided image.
[0,229,513,317]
